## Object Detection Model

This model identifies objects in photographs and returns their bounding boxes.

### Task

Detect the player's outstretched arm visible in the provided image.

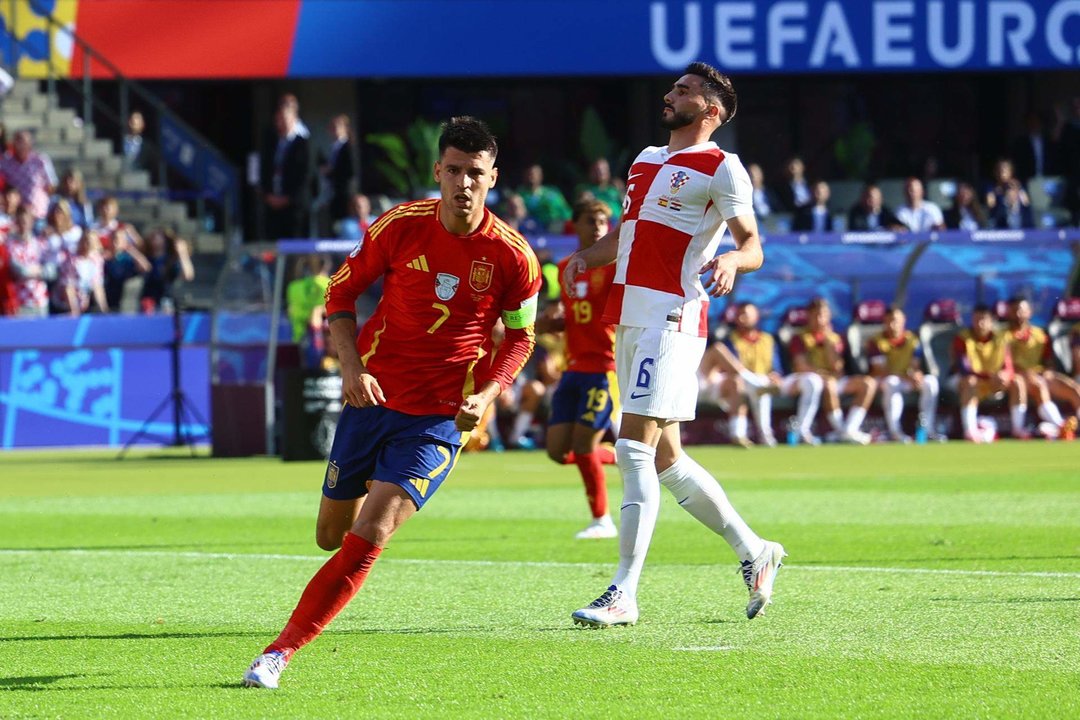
[562,227,619,287]
[328,315,385,408]
[700,213,763,297]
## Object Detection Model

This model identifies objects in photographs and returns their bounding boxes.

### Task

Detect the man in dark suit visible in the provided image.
[774,156,812,213]
[1011,112,1056,182]
[848,183,904,232]
[792,180,834,233]
[261,105,311,240]
[122,111,157,181]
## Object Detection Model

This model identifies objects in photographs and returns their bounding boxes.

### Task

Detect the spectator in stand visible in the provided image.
[50,168,92,229]
[943,182,988,231]
[866,307,940,443]
[0,121,8,155]
[94,196,151,311]
[789,297,877,444]
[984,158,1028,211]
[848,183,904,231]
[951,304,1029,442]
[1004,297,1079,439]
[575,157,622,221]
[122,110,156,178]
[1054,97,1080,226]
[1011,111,1056,182]
[260,104,311,240]
[792,180,834,233]
[747,163,776,224]
[336,193,373,240]
[0,187,21,235]
[286,254,331,344]
[1,130,57,220]
[517,163,572,233]
[52,230,107,316]
[774,156,812,213]
[140,227,194,313]
[896,177,946,232]
[44,199,83,267]
[500,191,542,236]
[278,93,310,139]
[320,114,356,231]
[990,180,1034,229]
[6,204,51,317]
[0,232,13,315]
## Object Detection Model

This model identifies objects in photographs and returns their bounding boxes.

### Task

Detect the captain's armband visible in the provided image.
[502,294,538,330]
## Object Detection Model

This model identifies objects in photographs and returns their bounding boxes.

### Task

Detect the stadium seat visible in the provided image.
[876,178,907,213]
[918,299,961,379]
[846,299,888,374]
[1027,176,1071,228]
[776,305,810,373]
[1048,297,1080,374]
[828,180,863,219]
[927,179,957,208]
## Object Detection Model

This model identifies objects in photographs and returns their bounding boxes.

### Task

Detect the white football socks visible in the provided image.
[657,453,765,563]
[610,439,659,600]
[1010,404,1028,434]
[845,406,868,434]
[1038,400,1065,427]
[881,376,905,435]
[795,373,823,434]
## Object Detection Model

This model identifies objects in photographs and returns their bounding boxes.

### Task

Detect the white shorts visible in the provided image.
[616,326,706,422]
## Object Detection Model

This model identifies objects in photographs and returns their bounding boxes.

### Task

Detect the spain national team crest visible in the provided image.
[670,170,690,194]
[435,273,460,301]
[469,260,494,292]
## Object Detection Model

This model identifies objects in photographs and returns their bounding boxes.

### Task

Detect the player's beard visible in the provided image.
[660,106,699,131]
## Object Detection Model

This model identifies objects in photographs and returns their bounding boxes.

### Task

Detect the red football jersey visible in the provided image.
[557,257,616,372]
[325,199,541,417]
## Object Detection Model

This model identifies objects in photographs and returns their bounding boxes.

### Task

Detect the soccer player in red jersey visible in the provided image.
[564,63,784,626]
[544,199,620,539]
[243,117,541,689]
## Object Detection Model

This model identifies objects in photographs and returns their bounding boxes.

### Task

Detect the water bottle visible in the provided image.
[786,416,799,446]
[915,412,928,444]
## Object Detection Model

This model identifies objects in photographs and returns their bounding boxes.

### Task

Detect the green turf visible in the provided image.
[1,442,1078,719]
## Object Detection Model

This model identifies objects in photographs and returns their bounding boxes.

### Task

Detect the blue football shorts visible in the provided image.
[548,370,617,430]
[322,404,464,509]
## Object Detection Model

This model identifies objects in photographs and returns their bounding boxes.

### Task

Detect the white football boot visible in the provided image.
[571,585,638,627]
[242,650,288,689]
[575,515,617,539]
[742,541,787,619]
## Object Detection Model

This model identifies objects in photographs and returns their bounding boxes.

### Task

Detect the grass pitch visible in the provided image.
[1,442,1078,719]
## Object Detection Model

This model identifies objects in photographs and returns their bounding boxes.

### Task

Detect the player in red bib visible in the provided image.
[544,199,620,539]
[565,63,784,627]
[243,117,541,689]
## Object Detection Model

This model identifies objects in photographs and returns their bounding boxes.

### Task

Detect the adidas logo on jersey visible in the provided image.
[406,255,430,271]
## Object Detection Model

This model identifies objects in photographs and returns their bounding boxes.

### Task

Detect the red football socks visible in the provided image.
[563,445,616,466]
[574,451,608,518]
[266,531,382,659]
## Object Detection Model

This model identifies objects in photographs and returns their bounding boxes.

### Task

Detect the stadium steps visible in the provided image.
[1,79,226,303]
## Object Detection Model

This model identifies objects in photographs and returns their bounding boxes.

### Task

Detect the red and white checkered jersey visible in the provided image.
[602,142,753,337]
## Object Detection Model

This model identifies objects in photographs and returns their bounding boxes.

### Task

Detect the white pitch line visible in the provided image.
[0,548,1078,579]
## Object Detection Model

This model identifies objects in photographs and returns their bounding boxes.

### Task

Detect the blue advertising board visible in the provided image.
[289,0,1080,77]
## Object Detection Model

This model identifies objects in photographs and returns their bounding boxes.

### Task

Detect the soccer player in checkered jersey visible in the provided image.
[243,117,541,688]
[564,63,785,627]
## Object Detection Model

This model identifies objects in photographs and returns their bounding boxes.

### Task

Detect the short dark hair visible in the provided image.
[439,116,498,159]
[808,297,830,312]
[685,62,737,125]
[572,198,612,222]
[972,303,993,315]
[1007,295,1028,306]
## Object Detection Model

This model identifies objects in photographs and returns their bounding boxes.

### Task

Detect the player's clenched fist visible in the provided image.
[455,393,490,432]
[562,253,587,290]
